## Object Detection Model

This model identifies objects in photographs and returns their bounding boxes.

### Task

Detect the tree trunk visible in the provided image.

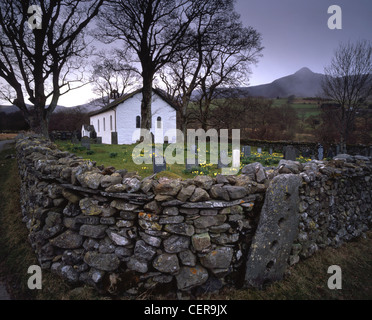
[141,72,153,132]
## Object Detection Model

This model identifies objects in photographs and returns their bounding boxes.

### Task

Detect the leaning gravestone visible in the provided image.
[81,136,90,150]
[153,148,166,174]
[244,174,301,288]
[284,145,296,161]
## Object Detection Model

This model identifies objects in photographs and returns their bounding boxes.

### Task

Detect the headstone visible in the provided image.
[153,148,166,174]
[96,137,102,144]
[284,145,296,161]
[269,148,273,155]
[71,133,79,144]
[302,148,310,158]
[327,148,334,159]
[111,132,118,145]
[186,158,199,171]
[336,144,340,155]
[81,136,90,150]
[318,144,324,160]
[257,147,262,154]
[232,149,240,168]
[217,149,228,169]
[242,146,251,158]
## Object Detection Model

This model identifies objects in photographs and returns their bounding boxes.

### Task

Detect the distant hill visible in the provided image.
[240,67,326,98]
[0,98,104,114]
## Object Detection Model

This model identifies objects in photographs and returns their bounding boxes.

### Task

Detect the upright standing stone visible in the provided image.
[257,147,262,154]
[269,148,273,155]
[244,174,301,288]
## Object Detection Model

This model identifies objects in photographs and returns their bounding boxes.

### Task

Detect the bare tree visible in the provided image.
[90,54,140,105]
[322,40,372,151]
[160,0,263,133]
[0,0,104,137]
[97,0,210,132]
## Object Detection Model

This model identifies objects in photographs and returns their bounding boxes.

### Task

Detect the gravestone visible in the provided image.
[269,148,273,155]
[232,149,240,168]
[81,136,90,150]
[257,147,262,154]
[153,148,166,174]
[336,144,340,155]
[327,148,334,159]
[284,145,296,161]
[71,133,79,144]
[318,144,324,160]
[302,148,310,158]
[96,137,102,144]
[111,132,118,145]
[218,149,229,169]
[242,146,251,158]
[186,158,199,171]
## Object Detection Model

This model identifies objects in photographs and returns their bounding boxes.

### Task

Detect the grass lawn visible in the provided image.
[55,140,299,179]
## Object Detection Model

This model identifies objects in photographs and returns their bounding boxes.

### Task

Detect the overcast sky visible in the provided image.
[57,0,372,107]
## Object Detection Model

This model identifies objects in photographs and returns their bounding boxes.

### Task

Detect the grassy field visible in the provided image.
[272,98,321,118]
[55,140,291,179]
[0,144,371,300]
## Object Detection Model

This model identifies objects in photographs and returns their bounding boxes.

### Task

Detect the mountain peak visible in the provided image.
[295,67,313,75]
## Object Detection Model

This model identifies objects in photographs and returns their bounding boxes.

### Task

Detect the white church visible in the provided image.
[82,88,178,145]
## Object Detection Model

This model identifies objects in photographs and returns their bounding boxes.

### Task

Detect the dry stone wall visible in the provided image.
[15,134,372,296]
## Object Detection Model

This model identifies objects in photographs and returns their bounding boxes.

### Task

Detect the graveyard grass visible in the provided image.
[55,141,311,179]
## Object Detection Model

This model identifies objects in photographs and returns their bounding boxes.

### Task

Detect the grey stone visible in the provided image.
[163,235,190,253]
[194,176,214,190]
[210,185,230,201]
[162,207,179,216]
[244,174,301,288]
[164,223,195,236]
[191,233,211,252]
[123,177,141,193]
[139,232,162,248]
[241,162,267,183]
[134,240,156,261]
[100,174,122,188]
[127,256,148,273]
[61,265,80,283]
[83,251,120,271]
[155,179,182,196]
[79,225,107,239]
[49,230,83,249]
[223,186,247,200]
[194,215,226,229]
[200,246,233,269]
[106,230,131,246]
[177,185,196,202]
[178,250,197,267]
[190,188,211,202]
[152,254,180,274]
[278,159,303,174]
[159,215,184,224]
[176,265,209,291]
[110,200,139,211]
[79,198,103,216]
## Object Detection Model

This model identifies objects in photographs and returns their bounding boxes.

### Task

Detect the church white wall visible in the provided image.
[90,110,116,144]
